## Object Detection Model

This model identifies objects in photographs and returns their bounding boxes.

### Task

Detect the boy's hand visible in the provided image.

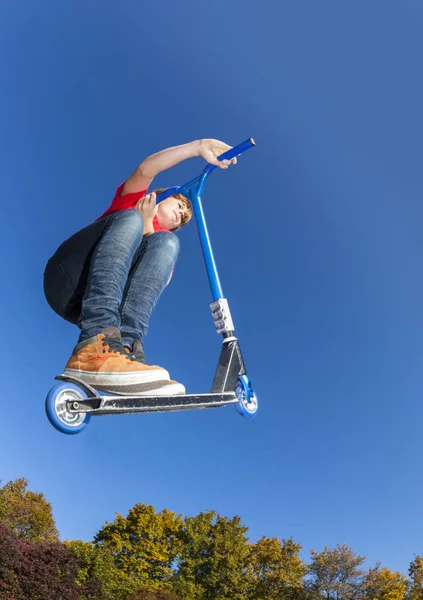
[136,192,158,219]
[198,139,237,169]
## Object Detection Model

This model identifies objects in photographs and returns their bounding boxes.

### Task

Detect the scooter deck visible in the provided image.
[55,375,237,416]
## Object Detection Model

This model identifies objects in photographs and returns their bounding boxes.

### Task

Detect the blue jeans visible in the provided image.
[44,210,180,345]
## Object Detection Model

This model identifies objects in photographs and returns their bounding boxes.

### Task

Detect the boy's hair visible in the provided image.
[152,188,192,231]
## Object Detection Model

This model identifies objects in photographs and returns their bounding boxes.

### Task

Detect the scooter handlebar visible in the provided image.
[156,138,256,202]
[218,137,256,162]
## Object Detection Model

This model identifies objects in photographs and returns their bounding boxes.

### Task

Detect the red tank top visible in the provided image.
[96,182,170,233]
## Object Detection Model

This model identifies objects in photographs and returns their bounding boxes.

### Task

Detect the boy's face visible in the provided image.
[157,196,187,230]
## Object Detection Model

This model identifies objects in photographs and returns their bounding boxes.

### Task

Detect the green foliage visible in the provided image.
[94,503,183,588]
[173,510,250,600]
[66,539,138,600]
[246,536,307,600]
[0,478,59,542]
[128,590,181,600]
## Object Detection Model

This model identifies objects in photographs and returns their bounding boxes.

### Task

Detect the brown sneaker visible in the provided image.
[123,341,185,396]
[64,327,170,394]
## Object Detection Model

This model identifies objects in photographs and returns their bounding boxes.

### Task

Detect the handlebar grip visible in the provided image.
[218,137,256,162]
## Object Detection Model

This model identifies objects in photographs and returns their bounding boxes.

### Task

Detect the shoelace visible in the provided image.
[127,350,147,364]
[124,344,147,365]
[102,336,127,356]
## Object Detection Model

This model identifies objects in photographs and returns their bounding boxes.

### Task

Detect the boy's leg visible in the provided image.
[78,210,144,340]
[63,211,171,393]
[44,216,112,324]
[118,231,185,396]
[119,231,180,348]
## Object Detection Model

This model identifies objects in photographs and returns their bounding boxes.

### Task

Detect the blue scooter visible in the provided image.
[45,138,258,434]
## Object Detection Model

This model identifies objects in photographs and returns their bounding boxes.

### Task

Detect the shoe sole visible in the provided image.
[128,382,186,396]
[63,368,170,393]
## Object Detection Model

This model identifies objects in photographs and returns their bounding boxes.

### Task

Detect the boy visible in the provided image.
[44,138,236,396]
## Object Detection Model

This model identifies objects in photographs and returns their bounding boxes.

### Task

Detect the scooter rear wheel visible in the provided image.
[45,382,91,435]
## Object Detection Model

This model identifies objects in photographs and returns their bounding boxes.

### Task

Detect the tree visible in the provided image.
[0,522,83,600]
[306,544,366,600]
[246,536,307,600]
[94,503,183,589]
[0,478,59,542]
[408,556,423,600]
[0,522,22,600]
[17,538,81,600]
[66,539,138,600]
[173,510,250,600]
[129,590,181,600]
[362,565,407,600]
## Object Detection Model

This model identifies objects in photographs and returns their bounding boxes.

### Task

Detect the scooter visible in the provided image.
[45,138,258,434]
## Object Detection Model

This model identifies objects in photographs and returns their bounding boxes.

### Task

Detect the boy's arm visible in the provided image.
[122,139,235,195]
[136,193,156,236]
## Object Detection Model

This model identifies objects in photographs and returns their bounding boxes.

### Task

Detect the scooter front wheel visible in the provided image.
[235,375,258,418]
[45,382,91,435]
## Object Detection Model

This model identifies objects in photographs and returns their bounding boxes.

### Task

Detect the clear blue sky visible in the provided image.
[1,0,423,576]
